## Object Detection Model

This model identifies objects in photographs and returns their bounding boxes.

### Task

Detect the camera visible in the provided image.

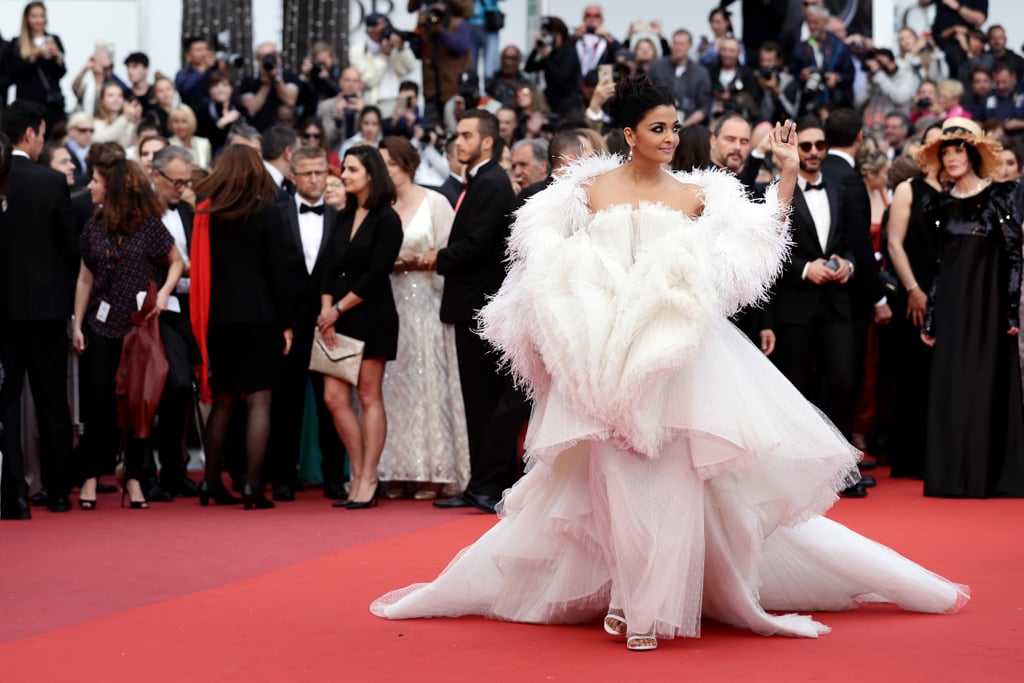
[425,3,448,29]
[381,25,417,42]
[217,51,245,69]
[804,68,824,93]
[586,25,596,35]
[536,33,555,49]
[261,53,278,72]
[916,97,932,109]
[758,67,777,80]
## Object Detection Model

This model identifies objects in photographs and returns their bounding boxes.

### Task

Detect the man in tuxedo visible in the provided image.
[423,109,515,513]
[147,145,201,498]
[267,146,346,501]
[770,117,866,497]
[0,100,78,518]
[821,108,892,480]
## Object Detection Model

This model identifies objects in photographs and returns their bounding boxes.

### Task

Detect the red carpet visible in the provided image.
[1,472,1022,681]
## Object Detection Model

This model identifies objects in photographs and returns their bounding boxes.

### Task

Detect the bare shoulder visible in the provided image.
[663,178,706,217]
[585,167,630,212]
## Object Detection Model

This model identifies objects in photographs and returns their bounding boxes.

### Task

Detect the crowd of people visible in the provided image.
[0,0,1022,521]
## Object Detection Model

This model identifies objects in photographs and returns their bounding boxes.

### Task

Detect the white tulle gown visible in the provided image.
[378,190,470,493]
[370,158,969,640]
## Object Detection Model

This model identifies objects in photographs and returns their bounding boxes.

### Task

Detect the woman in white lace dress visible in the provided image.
[370,78,968,651]
[376,136,470,500]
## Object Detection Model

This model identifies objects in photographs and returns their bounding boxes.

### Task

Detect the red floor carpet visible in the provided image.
[1,471,1022,682]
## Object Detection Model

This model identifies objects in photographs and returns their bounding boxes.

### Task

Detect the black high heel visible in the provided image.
[121,481,149,509]
[242,484,275,510]
[344,482,380,510]
[198,480,243,506]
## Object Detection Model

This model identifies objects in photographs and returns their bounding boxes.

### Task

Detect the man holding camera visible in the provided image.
[790,5,854,117]
[317,67,365,152]
[406,0,473,127]
[708,37,761,122]
[855,48,917,118]
[349,13,417,118]
[240,42,300,132]
[769,117,864,495]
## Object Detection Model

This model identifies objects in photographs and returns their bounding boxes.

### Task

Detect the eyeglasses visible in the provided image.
[303,132,322,140]
[294,169,328,178]
[798,140,827,152]
[157,168,194,189]
[75,127,95,133]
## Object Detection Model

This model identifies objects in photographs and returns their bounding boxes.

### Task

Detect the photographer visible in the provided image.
[524,16,581,114]
[297,41,341,118]
[856,48,917,120]
[789,5,854,117]
[316,67,364,152]
[909,80,939,124]
[349,13,417,118]
[239,42,299,132]
[405,0,473,127]
[755,42,798,124]
[708,37,761,122]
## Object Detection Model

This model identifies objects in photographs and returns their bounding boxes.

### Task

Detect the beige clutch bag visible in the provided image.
[309,328,364,384]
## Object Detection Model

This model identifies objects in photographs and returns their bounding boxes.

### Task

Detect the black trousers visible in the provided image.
[78,333,147,482]
[453,322,506,496]
[470,373,530,498]
[0,320,74,501]
[772,304,858,440]
[267,322,344,485]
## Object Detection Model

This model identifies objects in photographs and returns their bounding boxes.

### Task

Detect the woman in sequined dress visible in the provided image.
[376,136,470,500]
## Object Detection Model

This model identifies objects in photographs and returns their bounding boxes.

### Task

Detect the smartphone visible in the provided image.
[34,36,47,49]
[598,64,613,86]
[825,257,840,271]
[404,96,414,110]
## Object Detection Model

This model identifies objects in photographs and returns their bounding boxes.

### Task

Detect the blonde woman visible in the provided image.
[10,2,66,129]
[168,103,212,169]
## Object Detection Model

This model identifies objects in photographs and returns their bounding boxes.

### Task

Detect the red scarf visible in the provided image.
[189,199,213,403]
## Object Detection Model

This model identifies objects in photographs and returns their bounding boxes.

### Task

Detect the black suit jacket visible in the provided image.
[0,155,79,322]
[820,153,889,310]
[437,159,515,323]
[772,182,853,326]
[279,196,335,329]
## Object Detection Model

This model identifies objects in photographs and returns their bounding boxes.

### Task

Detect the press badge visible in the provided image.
[96,301,111,323]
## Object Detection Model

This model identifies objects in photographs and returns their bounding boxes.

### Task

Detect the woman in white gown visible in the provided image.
[370,79,968,651]
[376,136,470,499]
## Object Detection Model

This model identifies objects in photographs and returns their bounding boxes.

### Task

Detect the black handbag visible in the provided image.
[484,10,505,32]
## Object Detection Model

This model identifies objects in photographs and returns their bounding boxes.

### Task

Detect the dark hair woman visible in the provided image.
[371,77,969,650]
[914,117,1024,497]
[190,145,292,509]
[10,2,67,132]
[71,157,184,509]
[317,145,403,509]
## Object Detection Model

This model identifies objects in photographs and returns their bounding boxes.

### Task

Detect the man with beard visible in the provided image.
[422,110,515,513]
[770,117,866,497]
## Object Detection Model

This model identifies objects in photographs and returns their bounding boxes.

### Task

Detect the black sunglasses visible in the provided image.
[798,140,827,152]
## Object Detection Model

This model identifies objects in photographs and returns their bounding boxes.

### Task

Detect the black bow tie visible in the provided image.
[300,203,325,215]
[804,181,826,192]
[166,202,180,212]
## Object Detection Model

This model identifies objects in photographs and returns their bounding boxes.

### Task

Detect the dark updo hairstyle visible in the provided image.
[608,76,676,130]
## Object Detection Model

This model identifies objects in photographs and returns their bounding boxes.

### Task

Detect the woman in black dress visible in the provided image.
[8,2,67,132]
[884,148,943,478]
[916,117,1024,497]
[317,146,403,509]
[190,146,292,509]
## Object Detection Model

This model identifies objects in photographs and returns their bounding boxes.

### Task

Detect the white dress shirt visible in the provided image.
[162,205,191,294]
[798,173,831,254]
[295,194,325,274]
